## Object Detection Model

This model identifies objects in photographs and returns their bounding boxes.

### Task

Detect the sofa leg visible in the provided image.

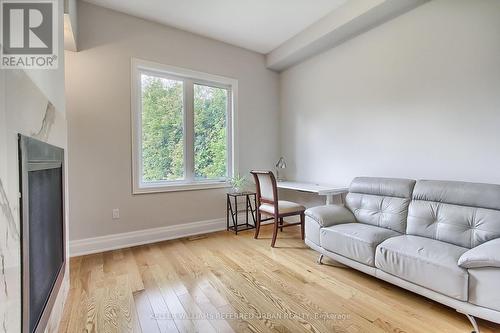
[317,254,324,264]
[459,311,480,333]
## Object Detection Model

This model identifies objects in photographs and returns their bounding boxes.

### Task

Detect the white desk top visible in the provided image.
[276,180,348,196]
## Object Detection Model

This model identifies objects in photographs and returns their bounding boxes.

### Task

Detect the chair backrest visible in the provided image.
[345,177,416,233]
[251,170,278,205]
[407,180,500,248]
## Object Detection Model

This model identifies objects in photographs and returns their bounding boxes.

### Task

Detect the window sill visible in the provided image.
[133,181,231,194]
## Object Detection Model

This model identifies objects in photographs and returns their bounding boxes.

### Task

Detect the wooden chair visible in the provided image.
[250,170,306,247]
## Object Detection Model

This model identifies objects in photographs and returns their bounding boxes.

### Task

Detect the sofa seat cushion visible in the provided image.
[260,201,305,215]
[468,267,500,312]
[320,223,400,266]
[375,235,469,301]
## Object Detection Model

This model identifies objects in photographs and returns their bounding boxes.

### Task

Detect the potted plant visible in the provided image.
[229,174,247,193]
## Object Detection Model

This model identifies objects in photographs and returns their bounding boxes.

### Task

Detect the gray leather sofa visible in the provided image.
[305,177,500,332]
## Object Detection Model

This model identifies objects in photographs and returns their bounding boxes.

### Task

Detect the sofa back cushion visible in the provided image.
[345,177,416,233]
[407,180,500,248]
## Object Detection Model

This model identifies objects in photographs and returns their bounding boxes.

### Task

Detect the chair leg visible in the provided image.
[254,212,261,239]
[279,217,284,232]
[300,212,305,240]
[271,216,279,247]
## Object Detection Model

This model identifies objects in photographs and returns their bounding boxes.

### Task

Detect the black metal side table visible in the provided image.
[226,192,257,234]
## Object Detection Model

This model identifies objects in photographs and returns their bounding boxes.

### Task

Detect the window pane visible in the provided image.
[141,74,184,182]
[194,84,228,180]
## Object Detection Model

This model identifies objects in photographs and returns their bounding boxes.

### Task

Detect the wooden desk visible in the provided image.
[276,181,348,205]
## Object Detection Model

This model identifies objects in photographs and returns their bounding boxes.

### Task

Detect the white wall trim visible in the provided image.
[69,218,226,257]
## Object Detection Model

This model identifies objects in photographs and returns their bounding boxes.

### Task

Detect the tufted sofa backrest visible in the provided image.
[407,180,500,248]
[345,177,416,233]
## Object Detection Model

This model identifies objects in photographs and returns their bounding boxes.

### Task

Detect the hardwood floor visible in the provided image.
[59,225,500,333]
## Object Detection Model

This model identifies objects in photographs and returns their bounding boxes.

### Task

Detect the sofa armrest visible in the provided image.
[305,205,356,227]
[458,238,500,269]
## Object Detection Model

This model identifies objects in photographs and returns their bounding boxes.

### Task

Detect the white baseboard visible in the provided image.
[69,218,226,257]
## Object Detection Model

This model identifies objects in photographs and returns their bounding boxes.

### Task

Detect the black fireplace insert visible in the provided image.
[19,135,65,333]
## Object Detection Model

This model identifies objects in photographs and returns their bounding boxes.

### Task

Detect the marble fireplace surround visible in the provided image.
[0,70,69,332]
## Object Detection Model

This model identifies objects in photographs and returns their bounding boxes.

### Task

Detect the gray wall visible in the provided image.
[280,0,500,187]
[66,2,280,240]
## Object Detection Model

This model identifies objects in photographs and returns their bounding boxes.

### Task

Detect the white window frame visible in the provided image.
[131,58,238,194]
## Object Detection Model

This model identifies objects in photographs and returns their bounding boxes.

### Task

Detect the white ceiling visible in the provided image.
[83,0,347,54]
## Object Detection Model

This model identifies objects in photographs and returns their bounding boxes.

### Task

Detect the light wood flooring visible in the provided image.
[59,224,500,333]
